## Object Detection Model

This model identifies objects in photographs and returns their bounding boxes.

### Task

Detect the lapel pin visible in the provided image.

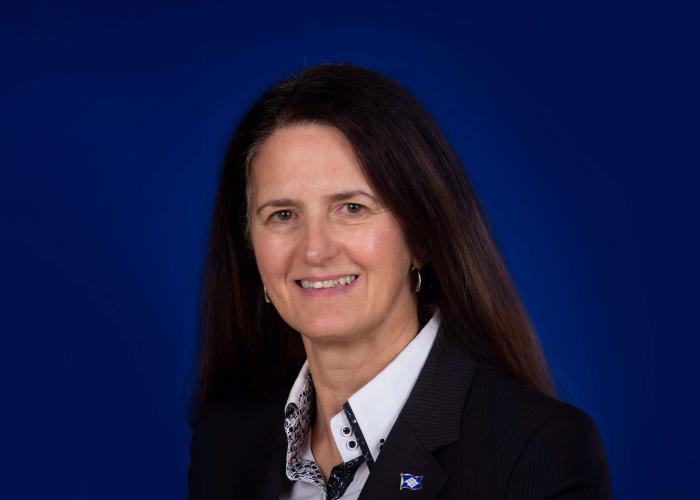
[399,472,423,491]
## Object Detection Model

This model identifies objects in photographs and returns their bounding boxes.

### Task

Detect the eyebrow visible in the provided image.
[255,190,377,216]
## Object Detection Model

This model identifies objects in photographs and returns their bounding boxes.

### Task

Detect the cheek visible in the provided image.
[251,232,291,280]
[357,222,411,273]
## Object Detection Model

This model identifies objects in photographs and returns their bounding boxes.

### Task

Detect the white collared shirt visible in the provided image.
[280,310,441,500]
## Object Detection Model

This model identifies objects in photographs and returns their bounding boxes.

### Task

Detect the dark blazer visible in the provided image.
[189,329,612,499]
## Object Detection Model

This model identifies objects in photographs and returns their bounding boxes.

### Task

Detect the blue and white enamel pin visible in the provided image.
[399,472,424,490]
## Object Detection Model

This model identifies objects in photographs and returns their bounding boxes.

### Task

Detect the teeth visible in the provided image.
[300,275,357,289]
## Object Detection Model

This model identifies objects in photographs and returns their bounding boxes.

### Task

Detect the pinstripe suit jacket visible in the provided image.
[188,329,612,499]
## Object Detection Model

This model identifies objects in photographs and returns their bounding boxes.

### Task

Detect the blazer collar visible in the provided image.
[400,325,477,451]
[264,324,478,499]
[358,326,478,499]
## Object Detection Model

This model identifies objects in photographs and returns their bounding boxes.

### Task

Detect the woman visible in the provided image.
[188,64,611,499]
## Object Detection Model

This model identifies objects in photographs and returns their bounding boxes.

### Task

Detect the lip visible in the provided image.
[293,274,360,297]
[294,273,359,281]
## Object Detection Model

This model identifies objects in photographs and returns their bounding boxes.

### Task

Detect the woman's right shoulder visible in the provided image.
[188,390,290,499]
[191,386,290,439]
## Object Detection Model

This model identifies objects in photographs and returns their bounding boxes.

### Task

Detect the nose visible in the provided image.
[299,216,339,266]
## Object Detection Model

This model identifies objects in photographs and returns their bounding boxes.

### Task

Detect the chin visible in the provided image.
[295,314,363,341]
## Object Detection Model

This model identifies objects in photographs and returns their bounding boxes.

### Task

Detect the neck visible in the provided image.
[302,306,420,443]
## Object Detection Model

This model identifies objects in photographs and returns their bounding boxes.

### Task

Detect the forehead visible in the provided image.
[249,123,371,199]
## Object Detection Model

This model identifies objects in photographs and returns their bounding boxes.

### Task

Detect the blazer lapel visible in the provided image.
[261,425,291,499]
[358,413,448,499]
[358,328,478,499]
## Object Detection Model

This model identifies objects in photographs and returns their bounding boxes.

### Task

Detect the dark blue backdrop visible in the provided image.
[2,1,697,498]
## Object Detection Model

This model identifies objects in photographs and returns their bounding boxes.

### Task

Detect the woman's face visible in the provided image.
[248,123,417,343]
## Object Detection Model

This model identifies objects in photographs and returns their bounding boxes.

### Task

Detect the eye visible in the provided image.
[270,209,294,222]
[343,203,365,215]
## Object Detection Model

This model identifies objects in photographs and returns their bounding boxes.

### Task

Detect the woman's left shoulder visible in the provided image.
[469,364,604,435]
[464,364,612,498]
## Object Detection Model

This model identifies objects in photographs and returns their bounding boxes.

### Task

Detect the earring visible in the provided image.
[263,286,271,303]
[410,265,422,293]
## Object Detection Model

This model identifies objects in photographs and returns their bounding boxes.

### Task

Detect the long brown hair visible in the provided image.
[190,63,554,423]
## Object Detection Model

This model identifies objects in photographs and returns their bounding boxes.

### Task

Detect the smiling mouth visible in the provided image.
[295,275,359,289]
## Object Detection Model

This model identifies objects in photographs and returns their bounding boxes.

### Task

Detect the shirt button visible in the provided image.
[346,440,358,450]
[341,426,352,436]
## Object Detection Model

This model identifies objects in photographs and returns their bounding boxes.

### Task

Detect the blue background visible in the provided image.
[2,1,697,498]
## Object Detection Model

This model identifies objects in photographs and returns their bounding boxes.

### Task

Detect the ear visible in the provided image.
[410,244,428,269]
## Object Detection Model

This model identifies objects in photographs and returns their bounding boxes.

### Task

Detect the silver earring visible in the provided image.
[263,286,271,303]
[410,265,422,293]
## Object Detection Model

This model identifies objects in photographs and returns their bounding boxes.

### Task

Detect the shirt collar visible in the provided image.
[283,310,441,467]
[283,368,325,488]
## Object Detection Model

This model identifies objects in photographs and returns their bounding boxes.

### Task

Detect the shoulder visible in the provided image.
[189,389,288,455]
[188,391,289,499]
[457,364,612,498]
[190,383,291,440]
[464,363,580,438]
